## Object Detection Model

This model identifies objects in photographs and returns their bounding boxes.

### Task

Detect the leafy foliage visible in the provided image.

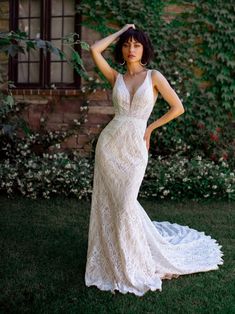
[78,0,235,166]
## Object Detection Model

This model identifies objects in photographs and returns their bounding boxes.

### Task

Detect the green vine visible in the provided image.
[78,0,235,166]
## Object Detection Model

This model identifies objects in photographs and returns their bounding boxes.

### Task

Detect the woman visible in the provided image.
[84,24,224,297]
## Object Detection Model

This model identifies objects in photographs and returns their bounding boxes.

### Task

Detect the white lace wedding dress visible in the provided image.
[84,69,224,296]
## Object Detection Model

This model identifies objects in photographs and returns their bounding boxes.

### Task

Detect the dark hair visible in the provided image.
[114,28,154,65]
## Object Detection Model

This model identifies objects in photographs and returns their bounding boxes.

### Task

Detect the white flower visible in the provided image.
[163,189,170,195]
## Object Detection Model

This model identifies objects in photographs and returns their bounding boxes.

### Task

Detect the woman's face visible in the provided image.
[122,37,144,63]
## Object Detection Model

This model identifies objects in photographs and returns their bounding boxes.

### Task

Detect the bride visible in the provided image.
[84,24,224,297]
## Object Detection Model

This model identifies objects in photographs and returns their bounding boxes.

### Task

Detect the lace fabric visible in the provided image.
[84,69,224,296]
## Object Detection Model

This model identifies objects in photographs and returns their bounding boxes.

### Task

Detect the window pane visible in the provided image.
[51,0,62,16]
[19,18,29,34]
[29,49,40,62]
[51,18,62,38]
[19,0,29,17]
[63,17,74,35]
[29,18,40,38]
[30,0,40,17]
[51,62,62,82]
[64,1,75,15]
[18,63,28,82]
[62,62,73,83]
[29,63,40,83]
[18,51,29,62]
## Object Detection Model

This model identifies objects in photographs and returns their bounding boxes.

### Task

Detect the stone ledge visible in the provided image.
[11,89,84,96]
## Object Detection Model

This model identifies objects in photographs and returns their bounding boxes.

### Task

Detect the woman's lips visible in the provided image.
[128,55,136,58]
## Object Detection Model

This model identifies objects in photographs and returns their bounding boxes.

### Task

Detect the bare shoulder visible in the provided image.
[151,69,166,83]
[150,69,172,92]
[149,69,164,93]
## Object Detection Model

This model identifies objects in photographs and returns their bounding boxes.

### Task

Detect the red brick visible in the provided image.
[46,122,69,131]
[46,113,63,123]
[28,113,41,130]
[88,105,114,115]
[88,100,111,107]
[87,90,108,101]
[87,126,103,134]
[77,134,90,148]
[63,113,81,123]
[60,98,83,113]
[86,113,112,124]
[61,135,78,149]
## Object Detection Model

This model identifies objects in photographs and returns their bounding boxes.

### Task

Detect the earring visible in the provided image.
[120,60,125,65]
[140,60,147,66]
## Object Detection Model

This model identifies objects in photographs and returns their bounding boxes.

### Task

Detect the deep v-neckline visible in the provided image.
[121,70,149,106]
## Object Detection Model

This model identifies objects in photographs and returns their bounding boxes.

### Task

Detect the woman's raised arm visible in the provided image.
[90,24,135,87]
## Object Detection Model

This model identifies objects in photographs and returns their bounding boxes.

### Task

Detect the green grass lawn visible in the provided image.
[0,195,234,314]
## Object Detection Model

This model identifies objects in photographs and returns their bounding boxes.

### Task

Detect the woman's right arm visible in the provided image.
[90,24,135,87]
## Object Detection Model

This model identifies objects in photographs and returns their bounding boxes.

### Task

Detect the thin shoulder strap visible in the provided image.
[148,69,153,85]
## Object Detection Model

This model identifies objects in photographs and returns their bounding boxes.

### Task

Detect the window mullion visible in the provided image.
[41,0,51,88]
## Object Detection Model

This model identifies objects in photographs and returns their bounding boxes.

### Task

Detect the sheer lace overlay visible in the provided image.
[84,69,224,296]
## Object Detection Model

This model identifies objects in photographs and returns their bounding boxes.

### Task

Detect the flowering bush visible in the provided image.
[0,140,234,200]
[139,153,235,201]
[0,148,93,200]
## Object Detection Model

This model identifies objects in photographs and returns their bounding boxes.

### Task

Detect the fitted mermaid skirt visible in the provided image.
[84,70,224,296]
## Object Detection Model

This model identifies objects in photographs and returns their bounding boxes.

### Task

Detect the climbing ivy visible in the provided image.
[77,0,235,166]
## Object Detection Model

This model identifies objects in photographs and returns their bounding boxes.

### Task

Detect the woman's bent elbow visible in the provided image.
[178,108,185,115]
[174,107,185,117]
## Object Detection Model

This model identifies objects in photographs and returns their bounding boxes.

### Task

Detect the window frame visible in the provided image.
[9,0,81,89]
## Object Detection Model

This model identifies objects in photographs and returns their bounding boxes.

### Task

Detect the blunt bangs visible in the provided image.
[114,28,154,65]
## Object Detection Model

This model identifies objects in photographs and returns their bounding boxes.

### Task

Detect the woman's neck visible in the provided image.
[126,63,146,76]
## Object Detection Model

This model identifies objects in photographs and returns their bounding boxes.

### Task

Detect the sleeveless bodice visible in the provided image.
[112,69,157,121]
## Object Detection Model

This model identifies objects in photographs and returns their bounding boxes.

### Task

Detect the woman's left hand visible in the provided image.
[143,126,153,151]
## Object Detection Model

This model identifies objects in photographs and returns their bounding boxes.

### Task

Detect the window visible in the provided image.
[9,0,81,89]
